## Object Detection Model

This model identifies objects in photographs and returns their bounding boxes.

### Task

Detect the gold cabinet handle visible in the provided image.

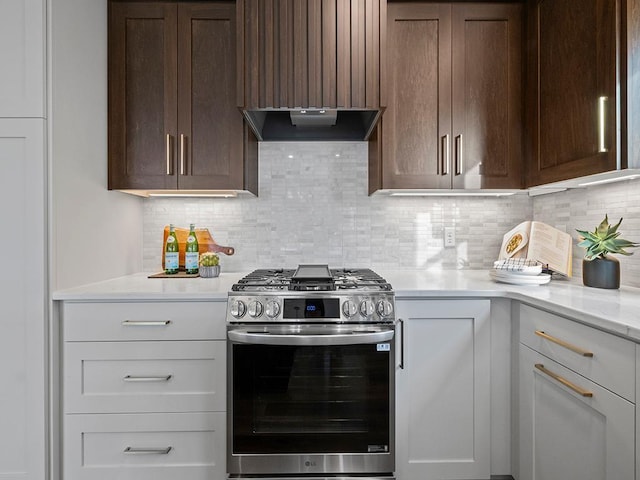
[535,330,594,357]
[166,134,172,175]
[598,96,608,153]
[180,134,186,175]
[535,364,593,397]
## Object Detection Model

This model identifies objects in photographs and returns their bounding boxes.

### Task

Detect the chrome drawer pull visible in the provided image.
[121,320,171,326]
[535,330,594,357]
[535,364,593,398]
[124,446,172,455]
[123,375,172,382]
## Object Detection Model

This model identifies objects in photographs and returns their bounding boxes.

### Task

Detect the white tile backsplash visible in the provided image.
[143,142,532,273]
[142,141,640,287]
[532,179,640,288]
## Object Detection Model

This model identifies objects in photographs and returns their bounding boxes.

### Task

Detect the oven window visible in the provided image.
[232,343,391,454]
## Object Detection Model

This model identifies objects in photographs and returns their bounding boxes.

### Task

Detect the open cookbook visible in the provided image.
[497,221,573,277]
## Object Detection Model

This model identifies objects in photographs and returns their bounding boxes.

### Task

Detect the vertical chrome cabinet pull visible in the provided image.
[123,375,172,382]
[166,134,172,175]
[534,364,593,397]
[441,134,450,175]
[124,446,172,455]
[455,134,462,175]
[534,330,594,357]
[398,318,405,369]
[598,96,608,153]
[121,320,171,326]
[180,134,186,175]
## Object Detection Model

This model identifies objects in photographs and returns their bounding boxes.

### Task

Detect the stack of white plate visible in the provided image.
[489,259,551,285]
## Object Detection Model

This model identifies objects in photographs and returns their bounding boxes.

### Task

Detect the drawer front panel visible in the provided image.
[62,301,226,341]
[64,412,224,480]
[64,341,225,413]
[519,304,635,401]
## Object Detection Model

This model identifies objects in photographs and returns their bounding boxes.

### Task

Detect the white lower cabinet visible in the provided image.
[64,412,225,480]
[61,301,227,480]
[395,299,491,480]
[518,304,635,480]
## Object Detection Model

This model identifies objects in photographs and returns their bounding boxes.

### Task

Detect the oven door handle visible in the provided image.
[227,329,395,346]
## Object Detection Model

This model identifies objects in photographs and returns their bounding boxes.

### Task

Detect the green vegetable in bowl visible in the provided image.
[199,252,220,267]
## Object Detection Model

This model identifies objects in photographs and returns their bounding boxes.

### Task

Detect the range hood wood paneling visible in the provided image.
[237,0,386,141]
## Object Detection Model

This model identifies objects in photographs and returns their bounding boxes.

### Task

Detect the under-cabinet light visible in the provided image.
[578,174,640,187]
[386,191,519,197]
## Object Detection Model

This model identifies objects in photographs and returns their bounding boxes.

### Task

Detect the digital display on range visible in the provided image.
[283,298,340,319]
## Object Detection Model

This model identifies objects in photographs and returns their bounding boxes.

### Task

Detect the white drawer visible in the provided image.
[519,304,635,402]
[62,301,226,341]
[64,412,225,480]
[64,341,225,413]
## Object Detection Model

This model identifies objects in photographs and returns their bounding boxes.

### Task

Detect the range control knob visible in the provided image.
[230,300,247,318]
[376,300,394,317]
[342,300,358,318]
[248,300,264,318]
[264,300,281,319]
[359,299,375,317]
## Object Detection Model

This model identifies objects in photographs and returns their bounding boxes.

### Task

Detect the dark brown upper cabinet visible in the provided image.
[525,0,619,187]
[109,1,257,194]
[236,0,386,141]
[370,2,523,193]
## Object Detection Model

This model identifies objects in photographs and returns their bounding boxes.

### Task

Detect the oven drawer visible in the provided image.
[519,304,635,401]
[64,412,225,480]
[64,341,225,413]
[62,301,226,341]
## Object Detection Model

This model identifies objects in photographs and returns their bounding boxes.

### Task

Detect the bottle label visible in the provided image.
[185,252,199,271]
[187,236,196,244]
[165,252,179,270]
[167,236,176,243]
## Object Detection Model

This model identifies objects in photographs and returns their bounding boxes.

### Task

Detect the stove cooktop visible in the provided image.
[231,265,393,292]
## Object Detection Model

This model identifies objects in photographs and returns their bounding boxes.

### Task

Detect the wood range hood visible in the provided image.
[237,0,386,141]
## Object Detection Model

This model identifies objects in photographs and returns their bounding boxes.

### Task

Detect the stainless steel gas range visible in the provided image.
[226,265,396,480]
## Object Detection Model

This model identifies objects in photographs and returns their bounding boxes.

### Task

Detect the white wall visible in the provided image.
[50,0,143,290]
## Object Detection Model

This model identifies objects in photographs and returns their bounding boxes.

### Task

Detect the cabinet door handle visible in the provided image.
[598,96,608,153]
[123,375,172,382]
[166,134,173,175]
[124,446,172,455]
[180,134,186,175]
[535,330,594,357]
[441,135,450,175]
[398,318,405,369]
[455,134,462,175]
[121,320,171,326]
[534,364,593,397]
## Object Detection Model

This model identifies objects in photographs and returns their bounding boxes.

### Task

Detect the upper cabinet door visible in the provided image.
[382,3,452,190]
[176,3,244,190]
[108,2,178,190]
[526,0,618,187]
[451,4,523,189]
[237,0,384,110]
[0,0,45,117]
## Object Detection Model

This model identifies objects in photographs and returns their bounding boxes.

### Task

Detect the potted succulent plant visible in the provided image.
[576,215,639,289]
[199,252,220,278]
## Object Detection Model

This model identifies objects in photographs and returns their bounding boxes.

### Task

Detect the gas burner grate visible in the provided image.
[231,267,392,292]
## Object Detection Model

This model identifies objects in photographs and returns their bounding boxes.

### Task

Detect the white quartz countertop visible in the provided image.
[53,270,640,342]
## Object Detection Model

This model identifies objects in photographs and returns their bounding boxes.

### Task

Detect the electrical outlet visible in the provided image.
[444,227,456,247]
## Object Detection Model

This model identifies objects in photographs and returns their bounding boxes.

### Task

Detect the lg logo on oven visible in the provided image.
[304,460,317,468]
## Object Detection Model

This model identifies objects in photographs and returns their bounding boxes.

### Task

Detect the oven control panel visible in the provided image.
[227,293,395,323]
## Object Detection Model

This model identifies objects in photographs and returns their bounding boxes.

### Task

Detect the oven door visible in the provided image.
[227,324,395,476]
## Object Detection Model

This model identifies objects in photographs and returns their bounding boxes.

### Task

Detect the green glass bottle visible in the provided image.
[164,224,179,274]
[185,223,199,274]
